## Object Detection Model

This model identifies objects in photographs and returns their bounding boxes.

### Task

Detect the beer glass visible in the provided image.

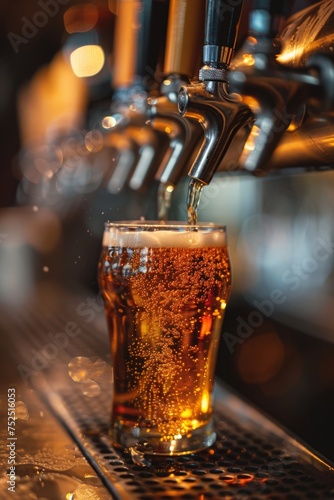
[98,221,231,455]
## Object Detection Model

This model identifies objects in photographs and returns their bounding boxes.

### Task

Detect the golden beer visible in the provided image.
[98,221,231,455]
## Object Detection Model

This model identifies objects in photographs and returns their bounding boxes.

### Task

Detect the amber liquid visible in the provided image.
[187,178,205,225]
[99,243,231,447]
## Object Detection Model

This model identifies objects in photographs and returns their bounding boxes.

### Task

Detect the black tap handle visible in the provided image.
[204,0,244,67]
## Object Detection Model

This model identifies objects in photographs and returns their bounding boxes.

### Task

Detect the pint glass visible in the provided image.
[98,221,231,455]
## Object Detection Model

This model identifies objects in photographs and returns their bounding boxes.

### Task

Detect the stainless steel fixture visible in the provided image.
[147,0,205,218]
[179,0,334,185]
[177,0,254,188]
[100,0,170,194]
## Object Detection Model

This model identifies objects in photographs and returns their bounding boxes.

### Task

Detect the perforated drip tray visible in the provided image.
[1,285,333,499]
[34,374,334,500]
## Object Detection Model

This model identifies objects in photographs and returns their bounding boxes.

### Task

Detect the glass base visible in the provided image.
[110,419,216,456]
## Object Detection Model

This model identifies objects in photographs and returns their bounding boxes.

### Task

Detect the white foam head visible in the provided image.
[103,224,227,248]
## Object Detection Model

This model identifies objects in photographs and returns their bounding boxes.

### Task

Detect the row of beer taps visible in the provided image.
[101,0,334,219]
[18,0,334,216]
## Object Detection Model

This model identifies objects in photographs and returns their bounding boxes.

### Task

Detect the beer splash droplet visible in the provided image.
[129,445,152,467]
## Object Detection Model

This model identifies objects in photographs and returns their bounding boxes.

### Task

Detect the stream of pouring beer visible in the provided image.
[187,178,205,225]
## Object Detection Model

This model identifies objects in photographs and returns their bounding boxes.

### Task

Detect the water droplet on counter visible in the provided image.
[80,380,100,397]
[68,356,113,397]
[68,357,92,383]
[90,359,113,382]
[16,401,29,420]
[68,484,111,499]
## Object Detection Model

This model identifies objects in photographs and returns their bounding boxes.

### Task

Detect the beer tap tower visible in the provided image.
[102,0,334,204]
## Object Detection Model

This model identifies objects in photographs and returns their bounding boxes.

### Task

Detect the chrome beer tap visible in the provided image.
[227,0,334,173]
[177,0,254,199]
[101,0,170,194]
[149,79,204,220]
[146,0,205,219]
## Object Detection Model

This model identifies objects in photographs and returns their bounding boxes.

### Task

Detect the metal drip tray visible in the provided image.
[1,285,334,499]
[35,375,334,500]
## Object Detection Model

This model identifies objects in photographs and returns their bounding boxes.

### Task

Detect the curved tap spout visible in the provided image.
[178,79,254,185]
[102,133,140,194]
[148,80,203,220]
[123,122,170,191]
[149,78,203,187]
[101,85,170,192]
